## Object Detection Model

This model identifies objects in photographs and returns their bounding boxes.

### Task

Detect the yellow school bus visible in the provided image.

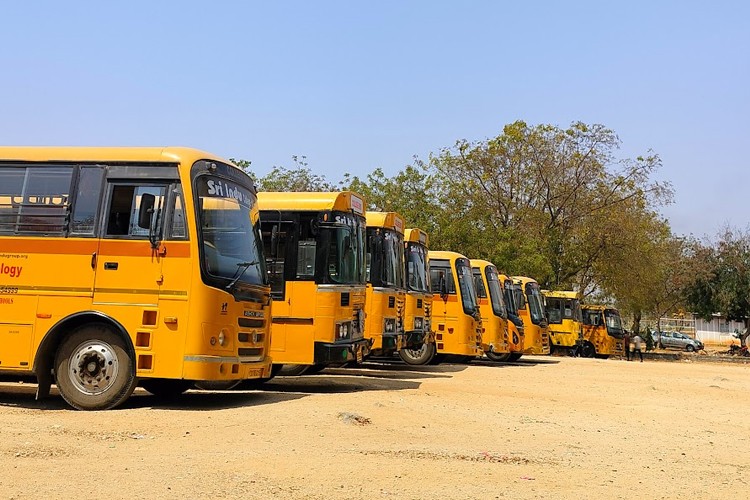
[428,250,482,362]
[544,290,583,354]
[0,147,272,410]
[581,304,625,358]
[364,211,414,356]
[398,228,436,365]
[471,259,510,361]
[512,276,550,355]
[257,192,370,374]
[499,274,525,361]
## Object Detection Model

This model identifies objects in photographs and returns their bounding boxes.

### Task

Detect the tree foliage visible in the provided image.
[423,121,672,292]
[236,120,679,318]
[684,228,750,346]
[231,156,336,192]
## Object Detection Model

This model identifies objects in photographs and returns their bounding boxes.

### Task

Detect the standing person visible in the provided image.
[631,332,644,362]
[623,330,631,361]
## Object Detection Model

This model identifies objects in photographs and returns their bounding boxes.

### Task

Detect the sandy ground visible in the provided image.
[1,353,749,500]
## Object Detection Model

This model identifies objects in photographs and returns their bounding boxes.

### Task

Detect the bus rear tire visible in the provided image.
[485,351,511,362]
[581,342,596,358]
[143,379,194,396]
[399,343,436,365]
[276,364,311,376]
[54,323,136,411]
[193,380,241,391]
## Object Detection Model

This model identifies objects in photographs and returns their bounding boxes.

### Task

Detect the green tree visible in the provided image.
[684,228,750,347]
[426,120,672,284]
[257,155,336,192]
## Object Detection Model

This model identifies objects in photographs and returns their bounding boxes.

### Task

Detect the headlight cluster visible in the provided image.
[384,318,397,333]
[414,317,424,330]
[336,321,353,340]
[355,308,365,335]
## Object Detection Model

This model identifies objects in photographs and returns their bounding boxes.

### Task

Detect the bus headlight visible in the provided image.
[218,330,227,347]
[414,317,424,330]
[336,322,351,340]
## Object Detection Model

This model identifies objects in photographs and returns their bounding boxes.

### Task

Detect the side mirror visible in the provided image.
[439,274,449,302]
[138,193,155,229]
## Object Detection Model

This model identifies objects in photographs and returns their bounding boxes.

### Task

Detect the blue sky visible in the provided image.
[1,1,748,237]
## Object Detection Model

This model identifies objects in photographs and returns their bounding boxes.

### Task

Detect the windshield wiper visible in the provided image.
[226,261,259,292]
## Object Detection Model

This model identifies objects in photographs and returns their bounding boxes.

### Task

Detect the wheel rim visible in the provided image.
[68,340,120,396]
[403,344,428,360]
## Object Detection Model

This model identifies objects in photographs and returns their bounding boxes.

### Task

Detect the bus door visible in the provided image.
[261,215,296,354]
[93,177,169,316]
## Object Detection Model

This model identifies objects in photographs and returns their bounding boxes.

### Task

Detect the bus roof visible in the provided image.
[366,211,405,234]
[404,228,429,247]
[469,258,497,271]
[582,304,618,312]
[429,250,469,262]
[543,290,579,299]
[512,276,540,286]
[0,146,230,166]
[257,191,366,215]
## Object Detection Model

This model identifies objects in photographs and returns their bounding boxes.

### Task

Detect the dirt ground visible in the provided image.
[1,353,749,500]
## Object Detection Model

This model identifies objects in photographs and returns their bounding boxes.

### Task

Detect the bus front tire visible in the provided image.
[277,364,312,376]
[399,343,437,365]
[508,353,523,362]
[485,351,511,362]
[54,323,136,411]
[192,380,241,391]
[143,379,194,397]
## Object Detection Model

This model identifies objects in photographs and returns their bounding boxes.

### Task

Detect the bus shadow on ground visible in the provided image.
[123,389,307,410]
[322,362,464,380]
[469,357,562,368]
[0,383,307,411]
[257,374,422,394]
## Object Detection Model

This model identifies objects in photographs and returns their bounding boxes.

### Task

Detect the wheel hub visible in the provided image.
[69,341,119,396]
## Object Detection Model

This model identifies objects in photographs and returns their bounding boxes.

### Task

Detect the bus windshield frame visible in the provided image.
[405,241,430,293]
[320,211,366,285]
[368,227,405,289]
[194,167,266,297]
[525,282,547,325]
[456,258,479,316]
[604,309,624,338]
[485,267,508,318]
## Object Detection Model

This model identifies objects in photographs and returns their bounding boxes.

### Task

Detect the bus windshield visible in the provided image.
[406,242,429,293]
[485,267,507,318]
[525,283,547,325]
[368,228,405,288]
[456,259,478,316]
[196,175,265,288]
[322,212,366,285]
[604,309,624,338]
[504,280,519,315]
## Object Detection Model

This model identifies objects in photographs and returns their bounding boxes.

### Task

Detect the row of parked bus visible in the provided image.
[255,190,627,380]
[0,148,625,410]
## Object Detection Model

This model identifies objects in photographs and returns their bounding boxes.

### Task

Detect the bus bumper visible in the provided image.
[182,355,273,381]
[314,338,372,365]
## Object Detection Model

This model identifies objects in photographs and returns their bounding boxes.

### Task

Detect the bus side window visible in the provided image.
[168,184,187,239]
[70,167,105,235]
[106,184,166,237]
[0,166,73,234]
